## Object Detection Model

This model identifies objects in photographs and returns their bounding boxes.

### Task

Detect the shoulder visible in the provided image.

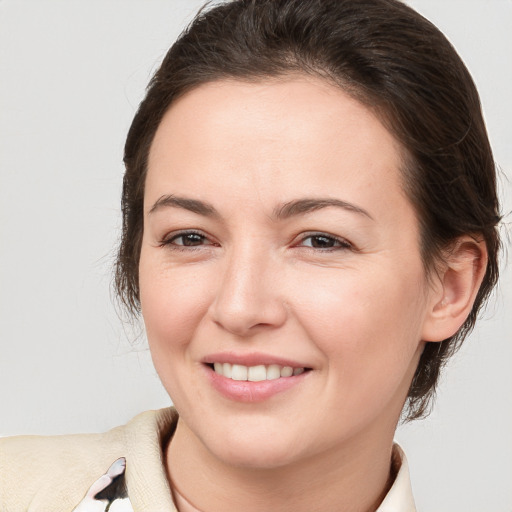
[0,408,176,512]
[0,426,127,511]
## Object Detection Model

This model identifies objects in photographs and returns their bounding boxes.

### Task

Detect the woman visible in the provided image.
[0,0,503,510]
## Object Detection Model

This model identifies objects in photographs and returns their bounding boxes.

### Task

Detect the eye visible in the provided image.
[161,230,213,248]
[298,233,352,250]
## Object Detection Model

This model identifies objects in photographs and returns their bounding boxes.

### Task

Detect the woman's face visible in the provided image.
[139,77,438,468]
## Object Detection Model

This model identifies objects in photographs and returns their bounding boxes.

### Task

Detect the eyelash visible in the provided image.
[296,232,353,251]
[159,230,353,252]
[159,230,214,251]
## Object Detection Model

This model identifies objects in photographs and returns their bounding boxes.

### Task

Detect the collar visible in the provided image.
[376,443,416,511]
[73,408,416,512]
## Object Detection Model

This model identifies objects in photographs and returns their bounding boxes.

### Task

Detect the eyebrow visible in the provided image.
[148,195,373,221]
[148,195,219,218]
[273,198,373,220]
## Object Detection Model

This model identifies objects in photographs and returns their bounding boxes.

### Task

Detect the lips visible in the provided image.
[202,353,312,402]
[213,362,305,381]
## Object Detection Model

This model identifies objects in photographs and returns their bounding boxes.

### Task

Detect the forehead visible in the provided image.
[146,77,408,219]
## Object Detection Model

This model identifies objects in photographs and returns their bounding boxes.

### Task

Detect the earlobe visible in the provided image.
[422,236,488,342]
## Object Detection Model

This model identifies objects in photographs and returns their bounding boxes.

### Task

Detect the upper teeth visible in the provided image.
[213,363,305,382]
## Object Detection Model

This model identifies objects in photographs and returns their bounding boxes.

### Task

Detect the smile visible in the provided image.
[212,363,306,381]
[204,358,312,402]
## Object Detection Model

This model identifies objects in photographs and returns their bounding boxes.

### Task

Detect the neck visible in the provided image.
[166,418,397,512]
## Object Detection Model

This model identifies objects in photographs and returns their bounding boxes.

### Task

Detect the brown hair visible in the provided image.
[116,0,501,420]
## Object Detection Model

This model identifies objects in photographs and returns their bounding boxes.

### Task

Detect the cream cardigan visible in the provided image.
[0,408,416,511]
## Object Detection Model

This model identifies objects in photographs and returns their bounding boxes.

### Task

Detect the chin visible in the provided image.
[197,420,307,470]
[214,440,301,470]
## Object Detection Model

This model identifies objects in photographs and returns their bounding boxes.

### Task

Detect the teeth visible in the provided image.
[248,365,266,382]
[280,366,293,377]
[212,362,306,381]
[267,364,281,380]
[223,362,232,378]
[231,364,247,381]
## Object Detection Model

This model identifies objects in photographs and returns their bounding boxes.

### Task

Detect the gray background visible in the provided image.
[1,1,510,510]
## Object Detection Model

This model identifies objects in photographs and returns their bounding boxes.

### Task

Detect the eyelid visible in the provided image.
[157,229,353,251]
[159,229,217,248]
[294,231,354,250]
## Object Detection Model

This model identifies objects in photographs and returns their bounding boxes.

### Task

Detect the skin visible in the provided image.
[139,76,485,512]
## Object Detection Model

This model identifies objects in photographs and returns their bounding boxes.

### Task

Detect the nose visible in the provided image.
[209,246,288,337]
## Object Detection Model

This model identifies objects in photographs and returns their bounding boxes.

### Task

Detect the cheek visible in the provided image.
[292,265,427,382]
[139,260,217,405]
[139,258,213,356]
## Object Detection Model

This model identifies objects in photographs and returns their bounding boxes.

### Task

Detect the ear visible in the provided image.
[422,235,488,342]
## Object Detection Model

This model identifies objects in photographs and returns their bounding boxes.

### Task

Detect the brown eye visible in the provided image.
[307,235,336,248]
[170,232,207,246]
[300,233,352,250]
